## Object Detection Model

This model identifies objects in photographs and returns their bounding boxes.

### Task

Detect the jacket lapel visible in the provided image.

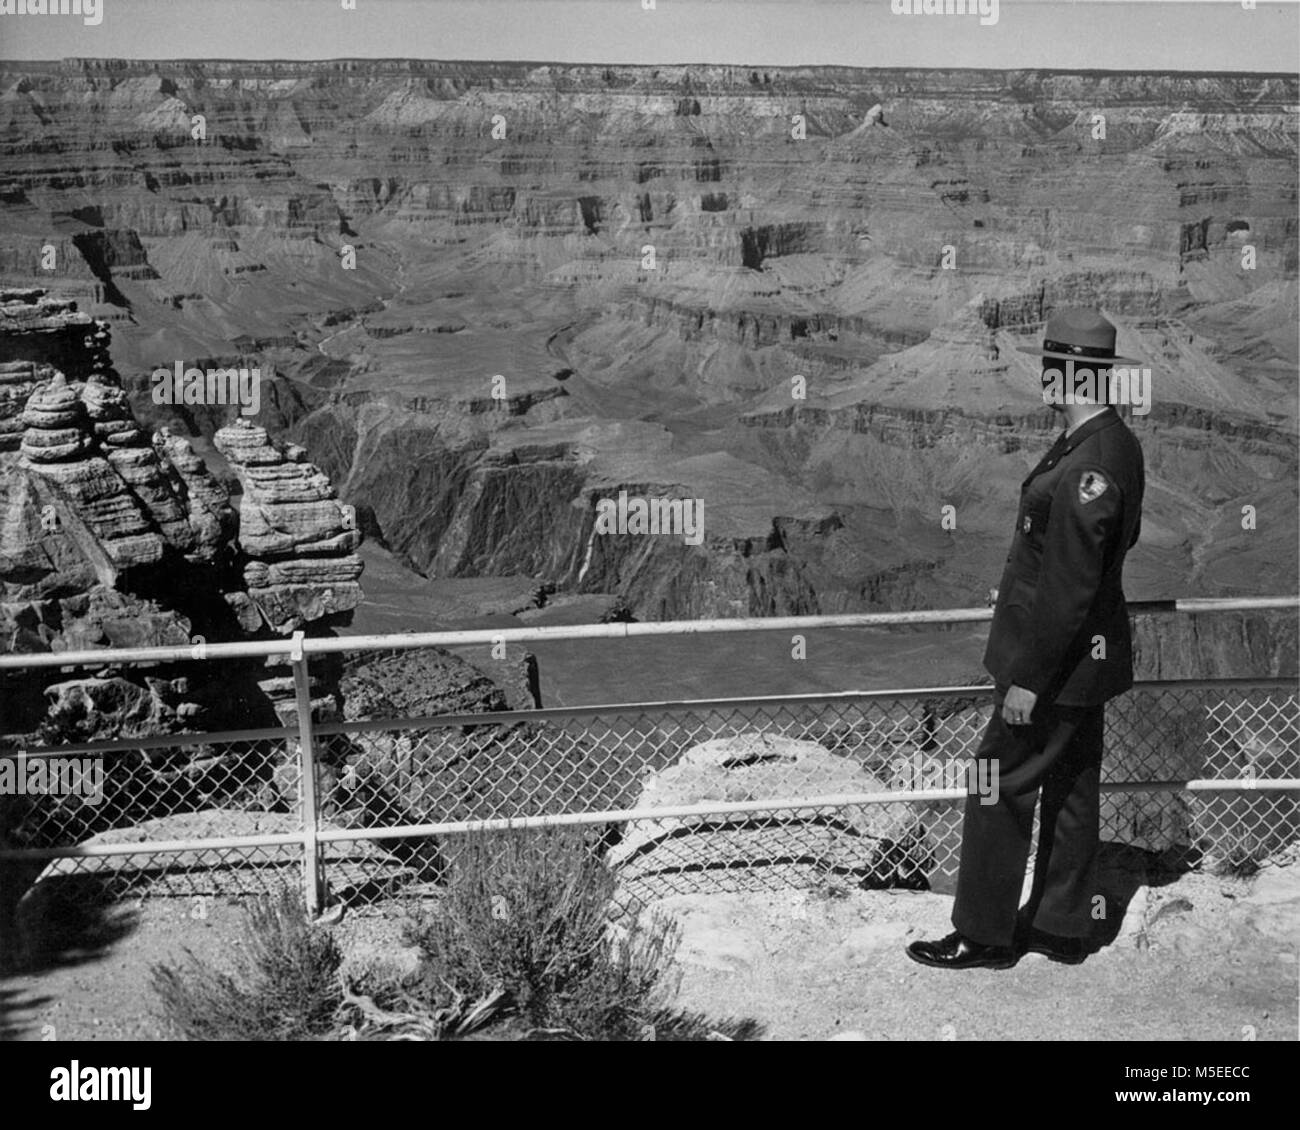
[1023,408,1120,487]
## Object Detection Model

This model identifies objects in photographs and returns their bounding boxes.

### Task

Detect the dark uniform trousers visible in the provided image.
[953,690,1103,946]
[953,406,1144,948]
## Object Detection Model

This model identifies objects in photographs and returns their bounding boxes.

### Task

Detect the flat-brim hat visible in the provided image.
[1017,307,1142,366]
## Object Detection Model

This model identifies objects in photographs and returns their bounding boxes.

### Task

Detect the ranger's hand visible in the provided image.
[1002,684,1038,726]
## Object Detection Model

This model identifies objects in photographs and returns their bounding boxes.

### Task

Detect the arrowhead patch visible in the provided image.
[1078,470,1110,504]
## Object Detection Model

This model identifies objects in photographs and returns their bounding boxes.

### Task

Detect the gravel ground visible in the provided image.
[655,871,1298,1041]
[2,862,1296,1042]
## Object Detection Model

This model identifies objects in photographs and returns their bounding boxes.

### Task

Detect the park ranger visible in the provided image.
[908,308,1146,969]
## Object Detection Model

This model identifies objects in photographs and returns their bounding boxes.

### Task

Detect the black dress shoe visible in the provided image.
[906,930,1018,970]
[1021,927,1088,965]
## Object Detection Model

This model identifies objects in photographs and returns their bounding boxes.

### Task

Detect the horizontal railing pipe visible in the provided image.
[310,778,1300,844]
[1,596,1295,673]
[0,636,301,671]
[3,777,1294,863]
[0,830,306,862]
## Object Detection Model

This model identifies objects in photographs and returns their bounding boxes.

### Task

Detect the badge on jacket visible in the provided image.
[1078,470,1110,504]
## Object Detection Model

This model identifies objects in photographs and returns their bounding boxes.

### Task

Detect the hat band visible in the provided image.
[1043,339,1119,360]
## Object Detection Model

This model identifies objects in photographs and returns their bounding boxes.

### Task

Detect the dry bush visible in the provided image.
[401,827,758,1040]
[151,889,343,1040]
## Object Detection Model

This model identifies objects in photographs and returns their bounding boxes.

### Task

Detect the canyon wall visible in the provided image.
[0,60,1294,659]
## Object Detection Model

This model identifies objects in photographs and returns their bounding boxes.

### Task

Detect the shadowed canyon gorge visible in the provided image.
[1,59,1297,708]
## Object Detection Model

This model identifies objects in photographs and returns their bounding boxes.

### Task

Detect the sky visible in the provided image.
[0,0,1296,72]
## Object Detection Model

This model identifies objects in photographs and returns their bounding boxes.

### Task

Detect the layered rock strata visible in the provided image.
[1,63,1295,620]
[206,418,365,780]
[1,291,366,839]
[215,417,363,637]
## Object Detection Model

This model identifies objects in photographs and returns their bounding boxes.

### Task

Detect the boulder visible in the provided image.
[16,809,417,907]
[610,733,924,897]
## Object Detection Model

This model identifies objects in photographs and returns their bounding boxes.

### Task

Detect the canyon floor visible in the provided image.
[2,859,1296,1043]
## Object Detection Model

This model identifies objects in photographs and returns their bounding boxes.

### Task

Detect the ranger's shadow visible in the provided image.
[1021,841,1195,952]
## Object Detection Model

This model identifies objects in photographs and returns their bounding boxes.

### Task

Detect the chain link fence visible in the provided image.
[0,728,304,905]
[3,657,1296,920]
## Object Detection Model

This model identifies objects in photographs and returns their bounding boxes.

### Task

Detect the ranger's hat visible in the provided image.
[1017,307,1141,366]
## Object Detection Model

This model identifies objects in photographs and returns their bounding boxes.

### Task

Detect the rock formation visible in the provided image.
[0,62,1293,623]
[214,418,363,637]
[0,292,226,675]
[152,427,234,562]
[610,733,930,898]
[0,288,113,381]
[0,289,366,840]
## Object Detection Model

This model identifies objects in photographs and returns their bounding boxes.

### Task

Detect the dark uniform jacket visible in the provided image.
[984,407,1145,707]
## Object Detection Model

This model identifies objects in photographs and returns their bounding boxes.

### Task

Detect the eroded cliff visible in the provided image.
[0,60,1295,629]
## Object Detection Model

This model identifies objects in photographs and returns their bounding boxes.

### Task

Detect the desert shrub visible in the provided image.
[151,889,343,1040]
[151,835,760,1042]
[1209,839,1267,878]
[554,911,685,1040]
[1203,818,1297,878]
[401,827,689,1039]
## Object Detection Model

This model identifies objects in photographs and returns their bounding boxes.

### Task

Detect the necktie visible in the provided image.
[1026,430,1070,483]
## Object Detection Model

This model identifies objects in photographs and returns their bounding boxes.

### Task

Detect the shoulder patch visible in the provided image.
[1078,469,1110,505]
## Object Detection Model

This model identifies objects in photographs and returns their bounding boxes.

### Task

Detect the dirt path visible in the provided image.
[2,863,1296,1042]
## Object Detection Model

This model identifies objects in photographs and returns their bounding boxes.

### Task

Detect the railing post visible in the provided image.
[290,633,324,917]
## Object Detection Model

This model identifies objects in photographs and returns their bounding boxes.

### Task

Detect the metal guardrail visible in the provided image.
[1,595,1295,672]
[1,598,1297,915]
